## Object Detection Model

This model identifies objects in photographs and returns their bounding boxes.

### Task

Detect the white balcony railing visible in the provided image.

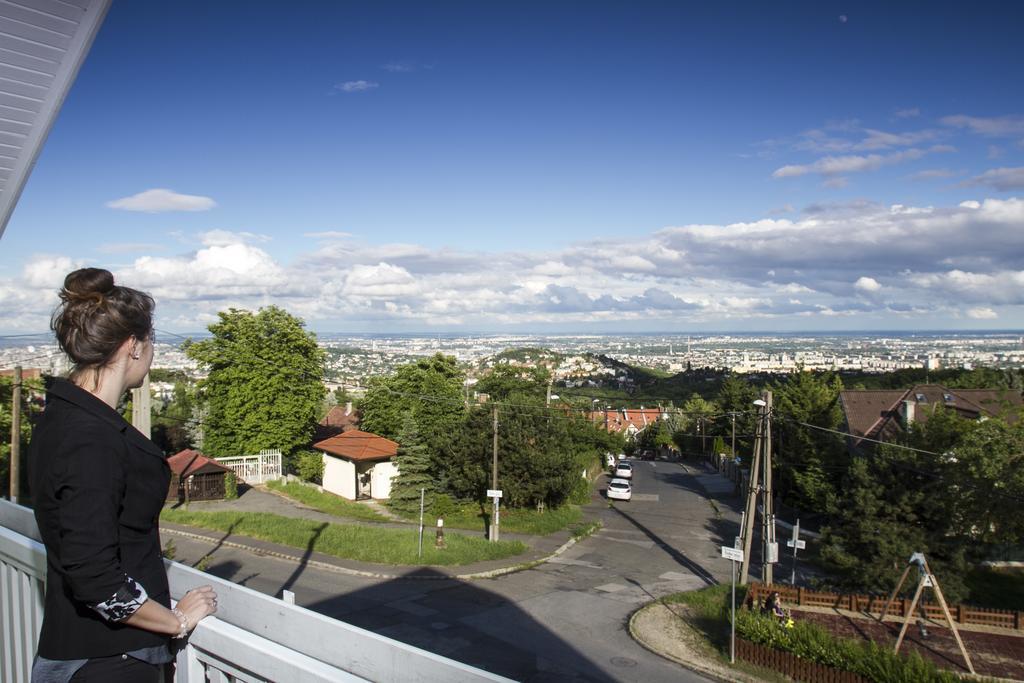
[0,499,512,683]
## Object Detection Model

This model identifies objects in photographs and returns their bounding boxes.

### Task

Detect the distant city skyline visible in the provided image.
[1,1,1023,333]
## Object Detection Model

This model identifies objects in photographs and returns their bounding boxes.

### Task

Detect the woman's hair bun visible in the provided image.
[60,268,115,304]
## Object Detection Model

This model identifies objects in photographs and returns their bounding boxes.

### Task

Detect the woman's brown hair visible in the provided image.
[51,268,154,385]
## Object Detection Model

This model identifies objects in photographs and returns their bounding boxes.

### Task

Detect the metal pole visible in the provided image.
[418,488,425,558]
[491,406,499,542]
[791,518,800,585]
[731,412,736,461]
[10,366,21,504]
[730,559,737,664]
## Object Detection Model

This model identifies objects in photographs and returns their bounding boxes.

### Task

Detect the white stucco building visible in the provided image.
[314,429,399,500]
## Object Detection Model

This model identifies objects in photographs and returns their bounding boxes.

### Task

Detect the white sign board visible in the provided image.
[486,489,503,498]
[786,539,807,550]
[721,546,744,562]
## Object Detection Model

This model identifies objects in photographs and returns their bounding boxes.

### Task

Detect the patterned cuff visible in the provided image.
[89,575,149,622]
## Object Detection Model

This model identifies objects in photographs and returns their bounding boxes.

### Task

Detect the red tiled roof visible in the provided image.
[314,429,398,462]
[167,449,232,477]
[587,408,664,433]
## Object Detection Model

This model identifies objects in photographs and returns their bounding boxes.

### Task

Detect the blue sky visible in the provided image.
[2,1,1023,333]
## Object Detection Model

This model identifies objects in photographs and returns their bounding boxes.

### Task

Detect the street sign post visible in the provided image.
[788,519,804,584]
[487,489,502,542]
[721,545,744,663]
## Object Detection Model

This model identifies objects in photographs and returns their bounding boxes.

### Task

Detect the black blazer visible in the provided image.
[29,378,172,660]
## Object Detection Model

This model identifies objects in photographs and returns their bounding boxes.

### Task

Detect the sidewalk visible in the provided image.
[160,486,587,580]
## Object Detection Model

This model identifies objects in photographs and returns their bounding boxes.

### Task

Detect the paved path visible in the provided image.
[164,460,792,681]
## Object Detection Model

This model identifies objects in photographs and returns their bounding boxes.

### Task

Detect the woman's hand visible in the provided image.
[176,585,218,632]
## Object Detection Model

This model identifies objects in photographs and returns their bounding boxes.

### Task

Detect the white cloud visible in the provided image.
[336,80,379,93]
[894,108,920,119]
[342,263,418,298]
[966,307,997,319]
[106,188,216,213]
[854,277,881,293]
[8,196,1024,330]
[941,114,1024,137]
[23,256,80,288]
[773,148,930,179]
[962,167,1024,191]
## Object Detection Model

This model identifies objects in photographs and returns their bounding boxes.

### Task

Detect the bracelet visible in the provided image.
[171,607,190,639]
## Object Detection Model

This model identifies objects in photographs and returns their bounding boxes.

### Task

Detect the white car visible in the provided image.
[614,461,633,479]
[607,477,632,501]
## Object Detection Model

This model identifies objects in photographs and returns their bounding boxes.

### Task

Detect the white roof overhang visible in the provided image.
[0,0,111,239]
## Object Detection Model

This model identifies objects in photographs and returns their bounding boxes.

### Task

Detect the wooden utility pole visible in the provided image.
[762,391,775,585]
[739,397,764,583]
[131,372,151,438]
[9,366,21,504]
[490,405,500,542]
[740,391,775,584]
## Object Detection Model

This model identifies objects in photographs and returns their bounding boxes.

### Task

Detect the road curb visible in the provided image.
[627,601,741,683]
[161,521,591,582]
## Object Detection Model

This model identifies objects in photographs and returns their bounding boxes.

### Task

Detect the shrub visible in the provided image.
[295,450,325,484]
[432,493,455,519]
[224,472,238,500]
[568,477,591,505]
[736,609,962,682]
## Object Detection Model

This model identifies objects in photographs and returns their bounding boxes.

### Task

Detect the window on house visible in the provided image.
[915,393,927,402]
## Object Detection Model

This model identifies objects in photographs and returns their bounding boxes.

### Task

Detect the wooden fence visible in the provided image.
[749,582,1024,631]
[736,638,868,683]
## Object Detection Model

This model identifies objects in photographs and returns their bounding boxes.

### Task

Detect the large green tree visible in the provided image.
[359,353,466,459]
[185,307,325,462]
[446,404,589,508]
[770,369,845,514]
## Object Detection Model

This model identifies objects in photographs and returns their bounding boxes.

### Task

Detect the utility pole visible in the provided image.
[761,391,775,586]
[9,366,21,504]
[490,405,500,542]
[740,391,775,584]
[741,397,765,585]
[131,372,151,438]
[730,412,736,461]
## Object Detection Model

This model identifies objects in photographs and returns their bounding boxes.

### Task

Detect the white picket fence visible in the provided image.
[217,449,282,485]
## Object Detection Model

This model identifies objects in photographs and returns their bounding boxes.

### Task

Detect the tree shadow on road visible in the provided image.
[609,505,718,587]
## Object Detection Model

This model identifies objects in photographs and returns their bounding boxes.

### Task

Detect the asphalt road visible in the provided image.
[169,459,744,682]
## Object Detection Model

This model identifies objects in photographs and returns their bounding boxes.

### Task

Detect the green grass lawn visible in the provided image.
[393,501,584,536]
[265,480,392,522]
[161,508,526,566]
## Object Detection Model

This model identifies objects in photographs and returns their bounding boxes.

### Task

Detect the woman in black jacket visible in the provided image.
[29,268,217,682]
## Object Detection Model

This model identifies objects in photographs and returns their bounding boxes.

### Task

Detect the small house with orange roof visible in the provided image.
[314,429,399,500]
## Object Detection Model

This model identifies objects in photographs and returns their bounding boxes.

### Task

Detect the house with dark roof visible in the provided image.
[839,384,1022,452]
[314,402,362,440]
[167,449,233,502]
[314,429,399,500]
